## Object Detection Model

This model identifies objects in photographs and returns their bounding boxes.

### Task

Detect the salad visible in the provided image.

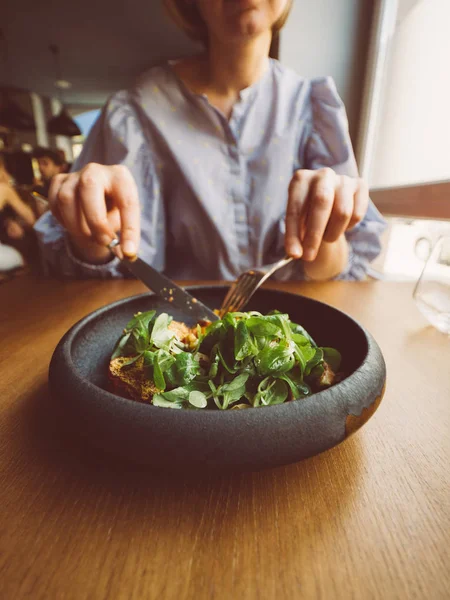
[109,310,343,410]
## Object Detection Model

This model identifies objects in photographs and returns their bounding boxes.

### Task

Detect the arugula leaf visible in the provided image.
[254,341,295,376]
[246,315,283,337]
[210,373,249,410]
[264,379,288,406]
[234,320,257,361]
[254,377,288,407]
[217,343,240,374]
[125,310,156,332]
[153,360,165,390]
[165,352,201,387]
[304,348,324,376]
[188,390,208,409]
[208,348,220,379]
[152,394,183,409]
[118,354,143,367]
[276,372,311,400]
[151,313,175,349]
[294,343,316,373]
[199,320,225,354]
[321,348,342,372]
[290,322,317,347]
[111,331,132,359]
[221,373,250,392]
[115,311,158,356]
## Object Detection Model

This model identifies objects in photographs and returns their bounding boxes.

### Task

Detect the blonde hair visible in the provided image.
[163,0,293,44]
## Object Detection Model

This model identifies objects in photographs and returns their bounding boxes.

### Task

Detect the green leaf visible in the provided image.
[217,345,239,374]
[254,377,288,407]
[292,333,310,346]
[276,373,311,400]
[304,348,324,376]
[121,316,152,355]
[246,316,283,337]
[213,373,250,409]
[255,342,296,376]
[188,390,208,409]
[153,361,165,391]
[151,349,174,391]
[111,331,132,359]
[290,322,317,347]
[142,350,155,365]
[125,310,156,331]
[151,313,175,349]
[234,320,257,361]
[222,313,239,328]
[221,373,250,392]
[118,353,143,367]
[308,364,325,382]
[159,386,196,403]
[165,352,201,387]
[264,379,288,406]
[118,311,158,355]
[199,320,225,354]
[321,348,342,372]
[208,348,220,379]
[152,394,183,409]
[295,343,316,369]
[156,349,176,372]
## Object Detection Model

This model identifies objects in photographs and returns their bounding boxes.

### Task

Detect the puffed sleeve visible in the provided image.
[34,90,165,278]
[305,77,386,280]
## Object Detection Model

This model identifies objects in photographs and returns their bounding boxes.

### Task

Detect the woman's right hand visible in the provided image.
[48,163,140,264]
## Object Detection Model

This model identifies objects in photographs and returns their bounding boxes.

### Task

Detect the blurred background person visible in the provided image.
[0,157,37,277]
[33,147,69,197]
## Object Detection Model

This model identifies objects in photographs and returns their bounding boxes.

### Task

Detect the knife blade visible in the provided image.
[113,247,218,323]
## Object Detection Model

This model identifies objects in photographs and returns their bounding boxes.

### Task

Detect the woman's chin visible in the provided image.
[227,15,269,40]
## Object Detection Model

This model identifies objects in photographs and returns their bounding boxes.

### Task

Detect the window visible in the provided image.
[360,0,450,279]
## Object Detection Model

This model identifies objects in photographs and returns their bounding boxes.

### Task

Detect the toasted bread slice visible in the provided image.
[109,356,158,402]
[109,319,196,402]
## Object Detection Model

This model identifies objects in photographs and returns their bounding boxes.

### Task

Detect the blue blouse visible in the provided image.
[35,59,386,280]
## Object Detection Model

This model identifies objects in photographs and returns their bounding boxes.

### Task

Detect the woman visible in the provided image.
[0,158,36,274]
[35,0,385,280]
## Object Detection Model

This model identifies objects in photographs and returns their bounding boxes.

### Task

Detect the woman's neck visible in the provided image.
[173,31,272,118]
[205,31,272,96]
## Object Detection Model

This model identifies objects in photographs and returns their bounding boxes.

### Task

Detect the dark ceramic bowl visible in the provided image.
[49,286,386,471]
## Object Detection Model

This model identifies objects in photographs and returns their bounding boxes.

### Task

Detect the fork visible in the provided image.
[219,256,294,317]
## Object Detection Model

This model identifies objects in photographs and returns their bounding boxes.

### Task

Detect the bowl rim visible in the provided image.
[52,285,385,422]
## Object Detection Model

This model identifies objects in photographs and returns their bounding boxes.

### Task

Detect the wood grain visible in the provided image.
[0,275,449,600]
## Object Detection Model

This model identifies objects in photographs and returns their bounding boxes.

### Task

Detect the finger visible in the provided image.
[77,202,92,239]
[109,165,140,257]
[78,164,116,246]
[303,168,336,261]
[348,178,369,229]
[79,191,121,239]
[284,170,314,258]
[106,206,121,234]
[323,176,355,243]
[48,173,69,225]
[57,175,84,236]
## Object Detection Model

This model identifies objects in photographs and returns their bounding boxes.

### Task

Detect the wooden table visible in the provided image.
[1,275,449,600]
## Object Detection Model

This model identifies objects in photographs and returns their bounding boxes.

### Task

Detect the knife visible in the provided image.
[108,240,219,322]
[31,192,218,322]
[31,192,219,321]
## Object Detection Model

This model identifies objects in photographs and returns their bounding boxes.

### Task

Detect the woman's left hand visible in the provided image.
[285,168,369,261]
